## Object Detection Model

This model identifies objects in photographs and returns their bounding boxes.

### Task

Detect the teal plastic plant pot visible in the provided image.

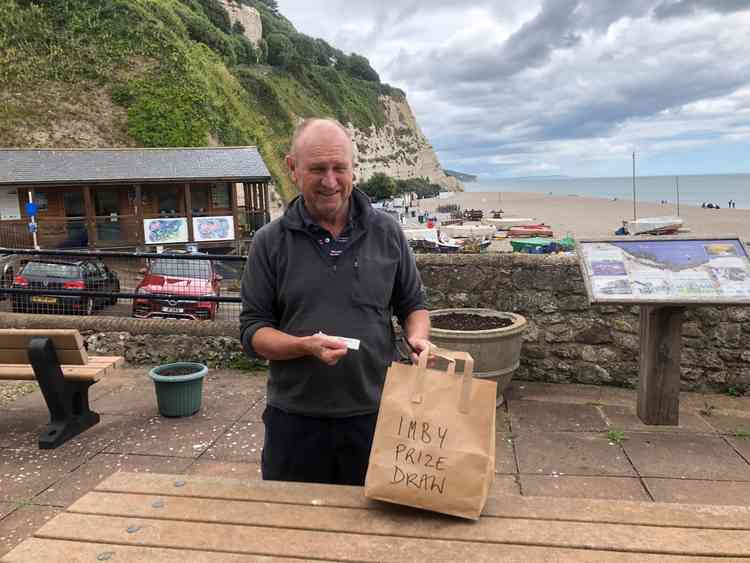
[148,362,208,418]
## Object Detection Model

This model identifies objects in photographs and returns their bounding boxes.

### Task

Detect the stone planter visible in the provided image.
[148,362,207,417]
[429,308,527,406]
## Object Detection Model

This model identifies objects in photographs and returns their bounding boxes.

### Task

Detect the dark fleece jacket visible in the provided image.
[240,188,426,417]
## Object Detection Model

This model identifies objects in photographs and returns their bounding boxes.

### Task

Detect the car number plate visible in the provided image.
[162,306,184,313]
[31,296,57,304]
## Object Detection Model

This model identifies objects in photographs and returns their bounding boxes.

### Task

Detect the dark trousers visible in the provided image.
[261,405,378,486]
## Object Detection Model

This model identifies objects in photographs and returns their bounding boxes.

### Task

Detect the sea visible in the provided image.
[464,174,750,209]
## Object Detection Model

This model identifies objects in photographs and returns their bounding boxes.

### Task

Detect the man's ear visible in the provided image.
[285,154,297,182]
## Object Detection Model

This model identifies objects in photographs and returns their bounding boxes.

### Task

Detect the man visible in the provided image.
[240,118,431,486]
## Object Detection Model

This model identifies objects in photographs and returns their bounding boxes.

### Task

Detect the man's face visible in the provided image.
[287,123,354,224]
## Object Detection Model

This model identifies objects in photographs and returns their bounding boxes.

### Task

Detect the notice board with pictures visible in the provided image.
[576,236,750,305]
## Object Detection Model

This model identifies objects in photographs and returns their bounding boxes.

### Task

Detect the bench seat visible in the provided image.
[0,329,124,448]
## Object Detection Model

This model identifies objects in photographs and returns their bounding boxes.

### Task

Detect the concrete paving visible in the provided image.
[1,370,750,557]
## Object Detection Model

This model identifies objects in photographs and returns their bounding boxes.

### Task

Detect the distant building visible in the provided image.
[0,147,272,252]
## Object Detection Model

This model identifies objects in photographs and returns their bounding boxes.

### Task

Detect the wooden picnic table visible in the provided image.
[4,471,750,562]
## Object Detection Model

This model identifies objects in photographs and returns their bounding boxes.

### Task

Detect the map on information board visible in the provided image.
[577,237,750,304]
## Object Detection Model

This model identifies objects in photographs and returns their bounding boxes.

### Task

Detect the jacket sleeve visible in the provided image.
[239,226,278,359]
[390,224,427,325]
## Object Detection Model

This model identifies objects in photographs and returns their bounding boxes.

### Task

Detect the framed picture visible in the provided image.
[143,218,188,245]
[193,215,234,242]
[576,236,750,305]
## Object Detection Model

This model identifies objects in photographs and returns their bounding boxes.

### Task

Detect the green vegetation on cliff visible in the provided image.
[0,0,404,200]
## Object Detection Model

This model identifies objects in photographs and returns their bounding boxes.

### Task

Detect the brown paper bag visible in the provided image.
[364,347,496,520]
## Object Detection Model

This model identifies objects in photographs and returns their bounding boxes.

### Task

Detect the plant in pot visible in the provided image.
[148,362,208,417]
[429,308,527,407]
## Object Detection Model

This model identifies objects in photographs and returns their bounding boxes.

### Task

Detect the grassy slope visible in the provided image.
[0,0,394,201]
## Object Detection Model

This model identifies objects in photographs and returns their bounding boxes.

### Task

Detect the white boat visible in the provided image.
[440,224,496,239]
[626,216,684,235]
[482,217,538,229]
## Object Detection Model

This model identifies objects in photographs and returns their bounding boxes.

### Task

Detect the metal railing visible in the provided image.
[0,248,245,323]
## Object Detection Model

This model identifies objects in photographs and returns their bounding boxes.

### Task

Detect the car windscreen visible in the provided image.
[149,259,212,279]
[22,262,80,278]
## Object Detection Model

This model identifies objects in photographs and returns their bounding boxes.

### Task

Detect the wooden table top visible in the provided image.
[4,471,750,562]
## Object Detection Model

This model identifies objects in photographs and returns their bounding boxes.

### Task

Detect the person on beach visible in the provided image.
[240,118,432,486]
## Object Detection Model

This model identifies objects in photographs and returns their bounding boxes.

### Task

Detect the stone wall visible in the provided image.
[84,253,750,393]
[417,253,750,393]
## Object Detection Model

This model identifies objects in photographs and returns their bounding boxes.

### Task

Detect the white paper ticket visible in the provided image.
[317,332,360,350]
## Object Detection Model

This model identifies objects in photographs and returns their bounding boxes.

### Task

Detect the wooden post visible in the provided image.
[134,184,143,245]
[637,305,686,425]
[230,181,240,247]
[82,186,97,247]
[184,183,194,243]
[263,182,271,224]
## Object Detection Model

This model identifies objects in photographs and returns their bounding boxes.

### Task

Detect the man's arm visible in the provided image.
[252,327,347,366]
[404,309,431,364]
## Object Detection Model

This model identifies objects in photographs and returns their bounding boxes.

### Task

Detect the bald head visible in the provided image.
[286,117,355,226]
[289,118,352,161]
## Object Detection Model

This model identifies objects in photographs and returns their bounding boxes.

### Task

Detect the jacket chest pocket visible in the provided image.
[351,255,398,310]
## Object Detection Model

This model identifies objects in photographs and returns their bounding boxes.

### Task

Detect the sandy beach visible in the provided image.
[419,191,750,245]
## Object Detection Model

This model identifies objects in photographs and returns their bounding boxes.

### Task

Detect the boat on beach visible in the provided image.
[482,217,538,230]
[626,216,684,235]
[507,223,554,238]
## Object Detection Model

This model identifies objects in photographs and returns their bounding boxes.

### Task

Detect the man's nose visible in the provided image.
[321,169,337,188]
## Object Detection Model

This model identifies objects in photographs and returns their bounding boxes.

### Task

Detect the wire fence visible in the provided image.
[0,248,245,323]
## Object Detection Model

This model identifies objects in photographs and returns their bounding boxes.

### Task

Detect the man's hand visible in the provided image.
[407,336,432,365]
[304,333,348,366]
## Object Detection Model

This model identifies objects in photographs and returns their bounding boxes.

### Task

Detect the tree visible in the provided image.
[266,32,295,67]
[359,173,396,202]
[340,53,380,82]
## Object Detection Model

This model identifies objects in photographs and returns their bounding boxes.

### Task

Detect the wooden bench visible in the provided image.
[0,329,123,449]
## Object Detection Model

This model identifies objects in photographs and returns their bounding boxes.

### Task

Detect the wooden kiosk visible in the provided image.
[577,236,750,425]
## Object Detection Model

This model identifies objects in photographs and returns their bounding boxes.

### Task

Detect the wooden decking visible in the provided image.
[4,471,750,562]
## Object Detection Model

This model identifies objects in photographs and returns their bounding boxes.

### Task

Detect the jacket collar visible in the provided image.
[281,188,373,232]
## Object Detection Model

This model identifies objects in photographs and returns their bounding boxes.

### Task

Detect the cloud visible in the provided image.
[653,0,750,19]
[278,0,750,176]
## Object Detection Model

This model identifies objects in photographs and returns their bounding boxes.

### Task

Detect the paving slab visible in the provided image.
[89,377,158,417]
[644,477,750,506]
[0,411,48,449]
[622,432,750,480]
[680,392,750,415]
[601,405,716,434]
[0,447,86,503]
[33,453,194,507]
[490,475,520,497]
[507,381,606,405]
[726,436,750,463]
[514,432,636,477]
[185,460,263,480]
[0,505,59,559]
[200,373,266,420]
[238,395,266,422]
[520,475,651,502]
[199,420,264,463]
[0,503,15,521]
[509,400,608,432]
[699,412,750,435]
[102,415,231,458]
[495,432,517,474]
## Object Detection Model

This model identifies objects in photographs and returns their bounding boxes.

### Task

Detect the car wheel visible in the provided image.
[0,269,12,301]
[109,282,120,305]
[82,297,94,316]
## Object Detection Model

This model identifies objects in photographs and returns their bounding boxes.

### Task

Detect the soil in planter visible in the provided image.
[432,312,513,331]
[158,366,200,377]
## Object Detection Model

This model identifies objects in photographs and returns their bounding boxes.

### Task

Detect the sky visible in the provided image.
[276,0,750,179]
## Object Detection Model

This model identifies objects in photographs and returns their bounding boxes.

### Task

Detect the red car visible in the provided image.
[132,255,221,320]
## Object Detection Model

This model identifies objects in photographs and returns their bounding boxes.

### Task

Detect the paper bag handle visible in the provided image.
[412,345,474,414]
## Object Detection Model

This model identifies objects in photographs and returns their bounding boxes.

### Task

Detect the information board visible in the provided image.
[0,188,21,220]
[577,236,750,305]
